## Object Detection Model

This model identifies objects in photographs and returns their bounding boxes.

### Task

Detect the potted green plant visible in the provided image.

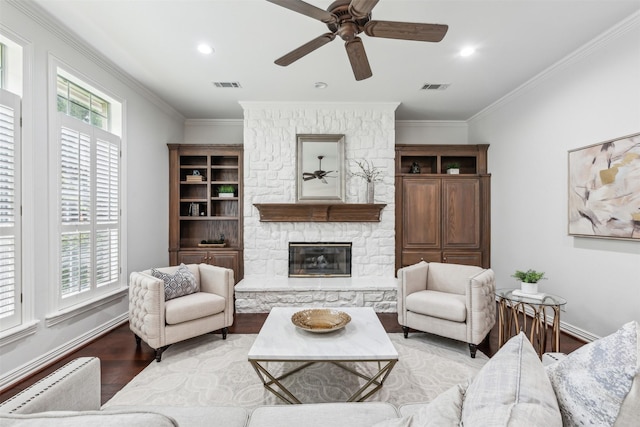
[217,185,235,198]
[446,162,460,174]
[512,269,546,294]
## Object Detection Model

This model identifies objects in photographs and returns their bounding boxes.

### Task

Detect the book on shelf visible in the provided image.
[512,289,546,300]
[186,175,203,182]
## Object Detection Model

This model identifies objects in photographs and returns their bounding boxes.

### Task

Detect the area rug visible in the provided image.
[103,333,487,409]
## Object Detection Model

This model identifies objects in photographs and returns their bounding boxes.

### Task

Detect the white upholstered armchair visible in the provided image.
[129,263,234,362]
[397,261,496,358]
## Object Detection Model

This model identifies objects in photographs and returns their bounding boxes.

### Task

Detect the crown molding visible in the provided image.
[239,101,400,112]
[469,10,640,123]
[185,118,243,126]
[396,120,468,128]
[7,0,185,123]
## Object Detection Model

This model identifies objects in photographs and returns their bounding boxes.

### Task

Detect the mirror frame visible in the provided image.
[296,134,345,202]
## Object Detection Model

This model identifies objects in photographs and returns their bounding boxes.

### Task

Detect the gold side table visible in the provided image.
[496,288,567,357]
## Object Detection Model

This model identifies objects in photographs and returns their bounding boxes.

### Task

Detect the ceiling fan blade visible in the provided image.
[266,0,337,24]
[364,20,448,42]
[348,0,379,19]
[275,33,336,66]
[345,37,372,81]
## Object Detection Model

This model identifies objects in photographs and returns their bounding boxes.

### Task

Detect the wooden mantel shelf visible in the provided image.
[254,203,386,222]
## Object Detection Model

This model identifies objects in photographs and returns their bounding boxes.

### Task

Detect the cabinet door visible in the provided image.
[209,251,239,273]
[402,251,442,266]
[178,251,207,264]
[442,179,480,249]
[403,179,440,248]
[443,251,483,267]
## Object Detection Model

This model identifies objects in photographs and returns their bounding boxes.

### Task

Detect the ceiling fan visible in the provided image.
[303,155,335,184]
[267,0,448,81]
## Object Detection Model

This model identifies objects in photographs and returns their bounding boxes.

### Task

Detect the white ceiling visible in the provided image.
[33,0,640,120]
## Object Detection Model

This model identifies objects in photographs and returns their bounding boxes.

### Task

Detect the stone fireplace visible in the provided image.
[235,102,399,313]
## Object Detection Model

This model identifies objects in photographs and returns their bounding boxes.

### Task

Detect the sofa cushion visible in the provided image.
[374,382,467,427]
[461,332,561,426]
[248,402,398,427]
[152,263,199,301]
[405,290,466,322]
[0,410,178,427]
[107,405,249,427]
[545,320,639,427]
[426,262,484,295]
[165,292,226,324]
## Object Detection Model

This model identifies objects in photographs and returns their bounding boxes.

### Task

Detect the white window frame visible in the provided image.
[0,89,22,332]
[56,113,122,309]
[48,61,126,318]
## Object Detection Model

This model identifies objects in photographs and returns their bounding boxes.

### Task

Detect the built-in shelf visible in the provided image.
[254,203,386,222]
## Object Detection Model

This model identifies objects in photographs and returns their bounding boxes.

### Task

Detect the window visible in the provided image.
[57,75,109,131]
[0,43,5,89]
[55,70,122,309]
[0,89,21,331]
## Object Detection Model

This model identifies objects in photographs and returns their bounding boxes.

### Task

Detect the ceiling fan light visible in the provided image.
[460,47,475,57]
[197,44,214,55]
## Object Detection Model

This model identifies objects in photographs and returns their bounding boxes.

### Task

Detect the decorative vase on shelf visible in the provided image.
[366,181,375,204]
[520,282,539,294]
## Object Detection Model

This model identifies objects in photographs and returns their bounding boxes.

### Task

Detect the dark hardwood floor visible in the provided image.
[0,310,587,406]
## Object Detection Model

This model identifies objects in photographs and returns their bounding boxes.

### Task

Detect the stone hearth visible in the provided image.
[235,276,397,313]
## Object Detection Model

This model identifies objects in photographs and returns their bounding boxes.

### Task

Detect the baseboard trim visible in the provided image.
[558,321,600,343]
[0,314,128,392]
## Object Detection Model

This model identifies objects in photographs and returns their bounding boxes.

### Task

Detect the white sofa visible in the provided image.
[1,322,638,426]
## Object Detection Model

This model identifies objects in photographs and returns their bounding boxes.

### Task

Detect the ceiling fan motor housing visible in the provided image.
[328,0,372,40]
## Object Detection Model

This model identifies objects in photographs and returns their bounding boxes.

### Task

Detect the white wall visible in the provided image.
[395,120,468,145]
[468,14,640,339]
[184,119,243,144]
[241,102,397,278]
[0,2,184,384]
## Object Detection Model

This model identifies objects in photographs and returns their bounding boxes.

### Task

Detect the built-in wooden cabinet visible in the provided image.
[168,144,243,281]
[395,145,490,271]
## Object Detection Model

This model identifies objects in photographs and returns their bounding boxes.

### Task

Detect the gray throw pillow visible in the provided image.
[545,321,639,427]
[151,264,198,301]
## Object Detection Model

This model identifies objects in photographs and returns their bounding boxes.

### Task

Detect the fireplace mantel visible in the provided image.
[254,203,386,222]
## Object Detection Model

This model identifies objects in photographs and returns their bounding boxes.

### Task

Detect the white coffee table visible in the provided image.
[248,306,399,404]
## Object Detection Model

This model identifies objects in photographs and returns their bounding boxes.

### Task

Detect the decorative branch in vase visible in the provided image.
[351,160,382,204]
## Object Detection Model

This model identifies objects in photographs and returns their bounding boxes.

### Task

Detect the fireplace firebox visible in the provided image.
[288,242,352,277]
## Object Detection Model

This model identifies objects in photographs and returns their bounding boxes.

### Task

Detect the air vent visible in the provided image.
[212,82,242,88]
[420,83,450,91]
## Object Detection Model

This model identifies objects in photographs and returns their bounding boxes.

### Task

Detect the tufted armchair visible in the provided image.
[397,261,496,358]
[129,263,234,362]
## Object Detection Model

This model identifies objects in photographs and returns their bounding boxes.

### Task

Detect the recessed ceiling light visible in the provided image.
[460,47,475,57]
[314,82,328,89]
[197,44,214,55]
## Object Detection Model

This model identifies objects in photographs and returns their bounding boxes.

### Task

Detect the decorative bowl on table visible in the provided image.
[291,309,351,333]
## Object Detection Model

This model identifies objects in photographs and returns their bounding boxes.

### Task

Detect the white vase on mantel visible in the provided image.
[366,181,375,204]
[520,281,539,294]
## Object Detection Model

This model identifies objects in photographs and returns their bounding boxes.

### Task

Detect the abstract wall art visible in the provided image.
[568,133,640,240]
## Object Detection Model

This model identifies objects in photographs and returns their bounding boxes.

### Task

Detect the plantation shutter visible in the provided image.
[0,89,21,331]
[58,113,120,307]
[94,135,119,287]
